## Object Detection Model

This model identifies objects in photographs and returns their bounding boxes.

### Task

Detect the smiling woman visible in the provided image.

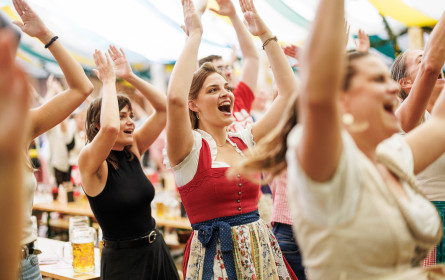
[237,0,445,278]
[165,0,298,279]
[78,47,178,279]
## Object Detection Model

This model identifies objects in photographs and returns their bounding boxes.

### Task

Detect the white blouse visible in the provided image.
[286,125,440,236]
[164,127,255,187]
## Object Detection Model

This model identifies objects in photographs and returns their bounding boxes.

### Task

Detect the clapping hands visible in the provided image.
[108,46,133,80]
[93,50,115,83]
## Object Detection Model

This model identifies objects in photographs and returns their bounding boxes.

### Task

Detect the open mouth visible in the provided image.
[383,99,398,114]
[123,130,133,135]
[218,101,232,114]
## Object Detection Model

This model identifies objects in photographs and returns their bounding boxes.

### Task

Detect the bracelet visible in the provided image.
[262,36,277,50]
[44,36,59,48]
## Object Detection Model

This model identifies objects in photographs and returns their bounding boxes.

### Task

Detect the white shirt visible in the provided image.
[286,125,439,234]
[164,127,255,187]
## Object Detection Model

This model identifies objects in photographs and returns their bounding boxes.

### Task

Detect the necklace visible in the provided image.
[216,140,227,147]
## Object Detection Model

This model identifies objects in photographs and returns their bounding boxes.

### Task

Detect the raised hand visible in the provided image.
[12,0,51,41]
[93,50,115,83]
[354,29,370,53]
[108,45,133,80]
[0,29,30,153]
[210,0,236,17]
[181,0,203,37]
[239,0,270,37]
[283,44,301,67]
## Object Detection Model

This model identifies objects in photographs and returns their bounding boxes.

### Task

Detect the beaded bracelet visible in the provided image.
[44,36,59,48]
[262,36,277,50]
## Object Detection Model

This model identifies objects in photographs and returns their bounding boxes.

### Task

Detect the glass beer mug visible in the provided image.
[71,227,95,273]
[69,216,89,242]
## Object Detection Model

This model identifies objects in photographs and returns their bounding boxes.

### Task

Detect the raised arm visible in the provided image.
[78,50,119,196]
[0,29,30,280]
[406,85,445,174]
[296,0,345,181]
[354,29,370,53]
[12,0,93,142]
[108,46,166,157]
[238,0,297,142]
[211,0,259,91]
[396,12,445,132]
[166,0,203,167]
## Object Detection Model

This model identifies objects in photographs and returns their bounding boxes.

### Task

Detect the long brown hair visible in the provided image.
[237,95,298,179]
[85,94,134,169]
[189,62,226,129]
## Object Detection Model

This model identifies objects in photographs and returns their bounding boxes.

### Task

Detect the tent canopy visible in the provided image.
[1,0,444,73]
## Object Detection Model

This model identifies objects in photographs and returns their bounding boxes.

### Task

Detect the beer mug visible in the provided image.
[69,216,89,242]
[71,227,95,273]
[98,227,104,256]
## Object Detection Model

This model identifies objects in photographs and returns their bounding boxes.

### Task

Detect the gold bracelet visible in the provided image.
[262,36,277,50]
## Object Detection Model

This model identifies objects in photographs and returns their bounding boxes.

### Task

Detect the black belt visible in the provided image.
[21,241,42,259]
[103,230,157,249]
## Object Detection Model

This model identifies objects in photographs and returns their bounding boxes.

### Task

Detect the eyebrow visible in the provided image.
[206,84,220,89]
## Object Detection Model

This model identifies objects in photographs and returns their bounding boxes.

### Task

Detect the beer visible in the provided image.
[72,241,95,273]
[156,201,165,218]
[99,240,104,256]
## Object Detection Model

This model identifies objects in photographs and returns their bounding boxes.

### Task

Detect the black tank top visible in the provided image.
[87,150,155,240]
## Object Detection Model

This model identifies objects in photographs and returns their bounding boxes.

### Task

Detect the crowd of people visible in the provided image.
[2,0,445,279]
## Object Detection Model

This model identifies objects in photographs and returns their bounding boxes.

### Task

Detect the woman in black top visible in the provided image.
[78,48,178,279]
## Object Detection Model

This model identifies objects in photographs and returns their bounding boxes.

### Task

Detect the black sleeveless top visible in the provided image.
[87,150,155,240]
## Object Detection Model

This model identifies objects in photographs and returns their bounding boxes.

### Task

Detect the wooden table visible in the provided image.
[33,200,192,230]
[34,201,94,218]
[37,237,100,280]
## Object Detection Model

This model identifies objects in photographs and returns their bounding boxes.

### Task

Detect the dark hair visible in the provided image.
[85,94,134,169]
[342,51,372,91]
[198,55,222,67]
[390,51,411,100]
[189,62,226,129]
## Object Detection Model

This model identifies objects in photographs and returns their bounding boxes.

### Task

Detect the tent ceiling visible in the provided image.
[1,0,444,69]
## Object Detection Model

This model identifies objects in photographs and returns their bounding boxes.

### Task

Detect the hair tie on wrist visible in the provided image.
[262,36,277,50]
[44,36,58,48]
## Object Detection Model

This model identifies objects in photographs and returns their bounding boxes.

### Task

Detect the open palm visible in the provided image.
[12,0,48,38]
[210,0,236,17]
[240,0,267,37]
[108,45,132,79]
